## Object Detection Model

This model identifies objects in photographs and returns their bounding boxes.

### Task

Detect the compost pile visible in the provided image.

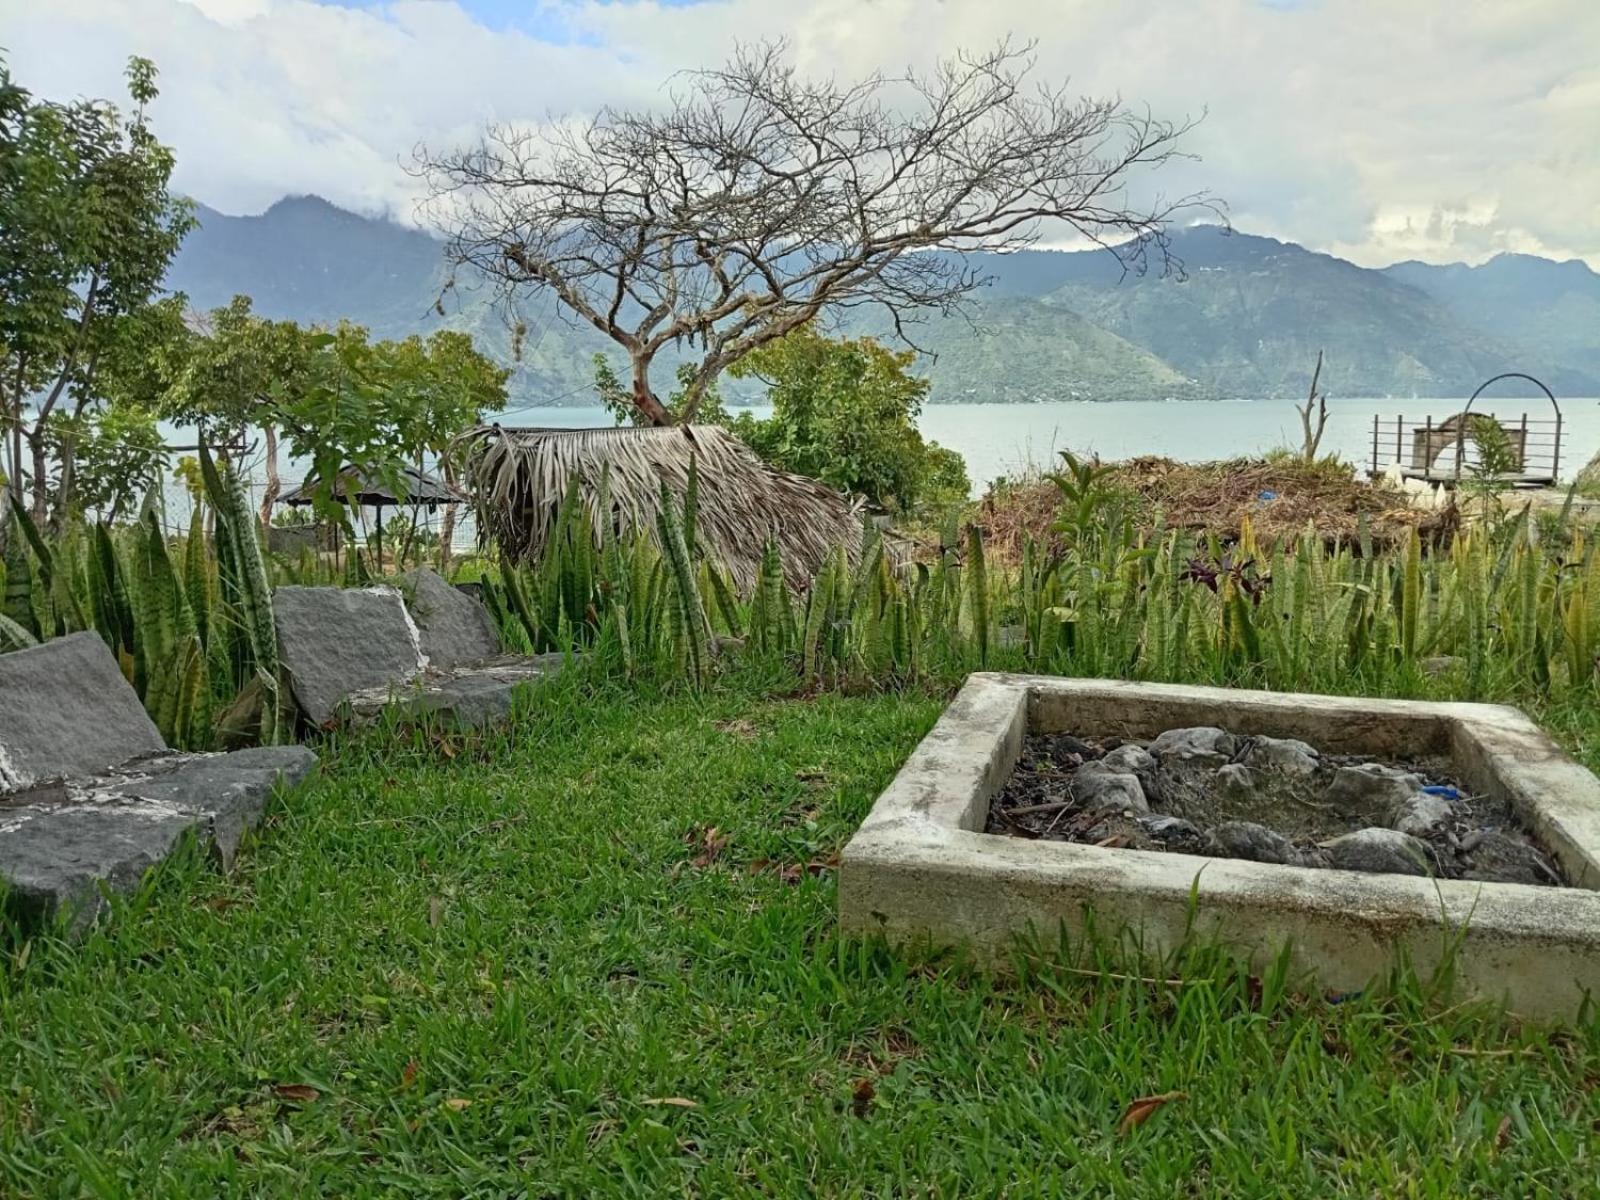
[981,456,1457,565]
[989,727,1566,887]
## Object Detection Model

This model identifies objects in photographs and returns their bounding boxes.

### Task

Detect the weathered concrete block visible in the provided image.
[0,635,318,932]
[343,653,569,729]
[0,746,316,929]
[0,632,165,793]
[842,674,1600,1022]
[274,585,424,726]
[398,568,501,670]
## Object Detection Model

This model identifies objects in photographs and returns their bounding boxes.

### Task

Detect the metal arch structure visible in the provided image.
[1368,372,1564,487]
[1462,372,1560,419]
[1457,372,1563,483]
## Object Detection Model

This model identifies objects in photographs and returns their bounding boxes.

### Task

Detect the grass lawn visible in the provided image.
[3,670,1598,1197]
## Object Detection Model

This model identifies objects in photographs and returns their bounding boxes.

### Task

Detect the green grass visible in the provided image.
[2,670,1598,1197]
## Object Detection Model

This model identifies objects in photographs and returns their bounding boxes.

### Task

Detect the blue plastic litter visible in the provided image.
[1420,784,1463,801]
[1257,490,1279,502]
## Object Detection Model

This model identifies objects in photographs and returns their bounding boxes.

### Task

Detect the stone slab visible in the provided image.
[344,653,569,728]
[0,633,165,793]
[840,674,1600,1022]
[0,745,316,930]
[398,568,501,670]
[274,585,425,726]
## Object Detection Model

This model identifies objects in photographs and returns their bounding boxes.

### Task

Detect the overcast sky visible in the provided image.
[4,0,1597,268]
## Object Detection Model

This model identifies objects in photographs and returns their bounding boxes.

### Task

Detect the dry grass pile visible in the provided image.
[982,455,1457,563]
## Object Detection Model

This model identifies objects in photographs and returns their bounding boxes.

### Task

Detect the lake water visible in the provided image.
[511,397,1599,493]
[169,396,1594,547]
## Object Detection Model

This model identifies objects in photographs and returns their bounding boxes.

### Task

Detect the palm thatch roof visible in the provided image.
[281,464,466,510]
[460,424,862,590]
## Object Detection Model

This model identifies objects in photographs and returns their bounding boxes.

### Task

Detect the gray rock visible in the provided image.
[398,568,501,670]
[0,748,317,931]
[1100,743,1155,774]
[1149,726,1238,763]
[0,633,320,933]
[1388,792,1454,839]
[274,585,425,726]
[1245,736,1320,777]
[1205,820,1296,865]
[344,653,570,729]
[106,746,318,868]
[1070,761,1149,815]
[1215,763,1258,796]
[1323,827,1432,876]
[0,633,165,794]
[1324,764,1426,817]
[1141,815,1203,843]
[1460,831,1562,887]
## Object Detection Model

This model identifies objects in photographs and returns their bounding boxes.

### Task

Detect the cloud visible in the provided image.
[2,0,1596,267]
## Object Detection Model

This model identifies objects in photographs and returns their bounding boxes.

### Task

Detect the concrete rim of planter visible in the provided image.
[839,673,1600,1022]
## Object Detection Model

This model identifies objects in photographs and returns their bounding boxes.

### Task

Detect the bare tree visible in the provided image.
[1296,350,1329,463]
[418,42,1215,426]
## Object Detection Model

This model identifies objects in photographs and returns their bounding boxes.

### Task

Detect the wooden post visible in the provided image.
[1371,413,1379,474]
[1554,410,1563,482]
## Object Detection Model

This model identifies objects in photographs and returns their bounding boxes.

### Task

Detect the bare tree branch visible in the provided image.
[417,40,1220,424]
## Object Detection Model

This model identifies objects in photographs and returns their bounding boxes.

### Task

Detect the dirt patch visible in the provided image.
[989,728,1567,886]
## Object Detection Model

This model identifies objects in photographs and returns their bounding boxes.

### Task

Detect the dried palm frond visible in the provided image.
[459,424,862,590]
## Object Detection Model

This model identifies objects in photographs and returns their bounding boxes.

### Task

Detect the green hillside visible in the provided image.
[164,199,1600,406]
[1043,228,1597,398]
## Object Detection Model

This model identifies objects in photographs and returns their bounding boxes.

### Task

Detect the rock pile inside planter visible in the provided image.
[989,727,1568,886]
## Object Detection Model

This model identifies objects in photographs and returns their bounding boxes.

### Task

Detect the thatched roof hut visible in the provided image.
[280,464,466,511]
[460,424,863,590]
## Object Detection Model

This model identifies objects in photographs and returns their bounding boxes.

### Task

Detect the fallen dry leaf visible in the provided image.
[686,826,732,869]
[1117,1090,1188,1135]
[400,1060,419,1091]
[1493,1114,1513,1153]
[750,853,841,884]
[271,1083,320,1103]
[443,1098,472,1111]
[713,719,758,740]
[851,1078,876,1119]
[428,896,444,927]
[640,1097,699,1109]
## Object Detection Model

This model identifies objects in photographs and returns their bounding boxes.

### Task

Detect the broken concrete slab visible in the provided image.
[398,568,501,670]
[342,653,569,728]
[273,585,425,726]
[275,581,567,729]
[0,746,316,929]
[0,632,165,792]
[0,635,318,932]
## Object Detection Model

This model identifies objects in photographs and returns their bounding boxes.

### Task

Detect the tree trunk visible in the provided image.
[27,429,49,526]
[630,356,673,426]
[438,458,459,573]
[259,424,281,529]
[51,438,75,535]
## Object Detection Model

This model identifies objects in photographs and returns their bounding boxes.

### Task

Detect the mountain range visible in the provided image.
[164,195,1600,406]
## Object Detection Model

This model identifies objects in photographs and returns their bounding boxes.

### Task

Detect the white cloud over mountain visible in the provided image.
[5,0,1597,267]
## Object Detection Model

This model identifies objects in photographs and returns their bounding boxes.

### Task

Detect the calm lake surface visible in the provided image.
[512,397,1600,493]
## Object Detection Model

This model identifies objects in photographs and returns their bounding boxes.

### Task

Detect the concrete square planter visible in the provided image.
[839,674,1600,1021]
